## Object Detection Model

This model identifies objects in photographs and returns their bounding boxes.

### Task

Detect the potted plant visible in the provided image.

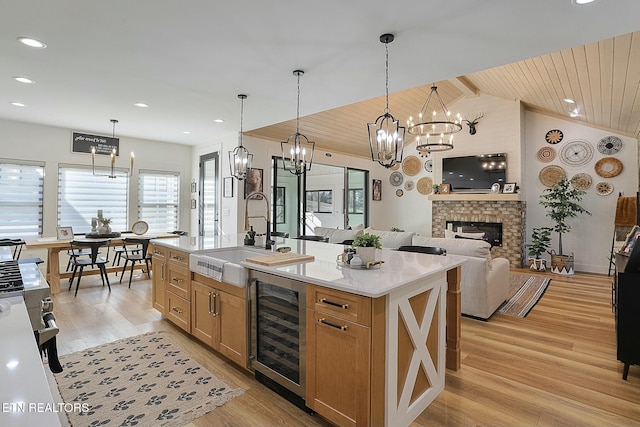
[352,233,382,264]
[525,227,552,271]
[539,177,591,274]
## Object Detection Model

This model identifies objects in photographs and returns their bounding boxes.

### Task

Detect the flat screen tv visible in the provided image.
[442,153,507,192]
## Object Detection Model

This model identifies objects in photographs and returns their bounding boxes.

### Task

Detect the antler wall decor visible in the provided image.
[463,112,484,135]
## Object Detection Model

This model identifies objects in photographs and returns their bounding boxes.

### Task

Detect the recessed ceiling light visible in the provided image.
[563,98,575,104]
[214,119,224,123]
[134,103,149,108]
[13,76,34,84]
[17,37,47,49]
[10,102,26,107]
[183,131,191,134]
[572,0,595,5]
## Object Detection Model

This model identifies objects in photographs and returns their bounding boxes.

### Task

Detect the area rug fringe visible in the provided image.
[497,275,551,318]
[54,331,244,427]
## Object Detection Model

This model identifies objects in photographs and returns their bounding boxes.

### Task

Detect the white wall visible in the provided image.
[524,112,638,274]
[0,118,193,237]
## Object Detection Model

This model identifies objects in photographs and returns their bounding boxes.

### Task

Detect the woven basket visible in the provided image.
[550,250,574,275]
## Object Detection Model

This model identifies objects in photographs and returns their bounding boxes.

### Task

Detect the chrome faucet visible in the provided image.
[244,191,272,249]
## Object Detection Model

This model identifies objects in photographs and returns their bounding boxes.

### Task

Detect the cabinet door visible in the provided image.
[191,281,215,346]
[306,310,371,427]
[217,290,247,367]
[151,257,165,313]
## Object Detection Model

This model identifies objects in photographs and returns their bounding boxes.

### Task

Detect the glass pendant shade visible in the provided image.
[368,112,405,167]
[229,94,253,180]
[281,70,315,176]
[367,33,405,168]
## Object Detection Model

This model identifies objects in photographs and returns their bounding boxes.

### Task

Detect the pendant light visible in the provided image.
[229,94,253,180]
[91,119,134,178]
[367,34,405,169]
[281,70,315,175]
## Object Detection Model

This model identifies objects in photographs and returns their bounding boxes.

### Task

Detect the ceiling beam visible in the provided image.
[449,76,480,98]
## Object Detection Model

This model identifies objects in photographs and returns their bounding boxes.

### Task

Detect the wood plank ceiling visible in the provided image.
[246,31,640,159]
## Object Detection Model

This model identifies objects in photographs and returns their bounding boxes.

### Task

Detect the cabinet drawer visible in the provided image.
[166,291,191,333]
[167,264,191,300]
[151,244,167,260]
[168,249,189,267]
[307,285,372,326]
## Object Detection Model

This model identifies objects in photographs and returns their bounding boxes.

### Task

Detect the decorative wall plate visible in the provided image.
[545,129,564,144]
[559,139,594,167]
[389,171,403,186]
[402,155,421,176]
[539,165,566,187]
[418,149,430,158]
[597,136,623,155]
[424,159,433,173]
[396,189,404,197]
[596,181,614,196]
[390,162,400,171]
[131,220,149,235]
[404,180,414,191]
[416,177,433,195]
[594,157,623,178]
[571,173,592,190]
[537,146,556,162]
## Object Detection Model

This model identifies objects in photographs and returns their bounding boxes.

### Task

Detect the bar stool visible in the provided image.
[119,237,152,288]
[68,239,111,296]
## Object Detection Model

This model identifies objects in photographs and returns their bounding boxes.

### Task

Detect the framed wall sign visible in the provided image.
[223,177,234,198]
[190,181,197,193]
[190,199,196,209]
[503,182,517,194]
[439,183,451,194]
[372,179,382,201]
[72,132,119,155]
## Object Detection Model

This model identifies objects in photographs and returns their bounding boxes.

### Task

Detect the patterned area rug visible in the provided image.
[54,331,244,427]
[497,274,551,317]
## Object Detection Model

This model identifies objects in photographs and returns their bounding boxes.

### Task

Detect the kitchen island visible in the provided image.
[151,235,464,427]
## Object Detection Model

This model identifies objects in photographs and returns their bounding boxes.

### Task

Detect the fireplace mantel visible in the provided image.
[428,193,522,202]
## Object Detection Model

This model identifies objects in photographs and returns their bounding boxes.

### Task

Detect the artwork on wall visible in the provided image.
[275,186,285,224]
[244,168,263,199]
[372,179,382,201]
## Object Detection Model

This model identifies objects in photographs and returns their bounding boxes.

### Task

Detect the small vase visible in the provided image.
[356,247,377,264]
[98,224,111,234]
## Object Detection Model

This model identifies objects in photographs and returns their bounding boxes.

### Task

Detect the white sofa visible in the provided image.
[313,226,363,244]
[411,235,510,320]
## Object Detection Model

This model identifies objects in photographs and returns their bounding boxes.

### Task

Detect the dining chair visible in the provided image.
[111,231,140,270]
[68,239,111,296]
[119,237,152,288]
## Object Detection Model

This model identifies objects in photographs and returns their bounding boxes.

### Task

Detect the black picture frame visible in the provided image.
[372,179,382,201]
[503,182,517,193]
[223,177,233,198]
[244,168,263,199]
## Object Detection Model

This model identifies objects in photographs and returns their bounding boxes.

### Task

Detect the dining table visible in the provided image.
[24,232,179,294]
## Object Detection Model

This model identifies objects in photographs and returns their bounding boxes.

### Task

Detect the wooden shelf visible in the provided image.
[428,193,522,202]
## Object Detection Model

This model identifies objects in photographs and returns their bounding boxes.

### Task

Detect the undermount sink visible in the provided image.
[189,247,268,287]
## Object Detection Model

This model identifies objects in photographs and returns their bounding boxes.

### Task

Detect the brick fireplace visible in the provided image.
[430,196,526,268]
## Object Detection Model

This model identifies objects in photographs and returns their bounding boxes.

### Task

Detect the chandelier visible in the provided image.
[91,119,134,178]
[407,85,462,152]
[367,34,405,169]
[281,70,315,175]
[229,94,253,180]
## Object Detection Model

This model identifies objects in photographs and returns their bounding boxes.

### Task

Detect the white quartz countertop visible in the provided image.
[0,297,62,427]
[153,235,465,298]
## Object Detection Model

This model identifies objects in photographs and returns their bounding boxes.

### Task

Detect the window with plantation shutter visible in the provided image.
[0,159,44,238]
[58,165,129,233]
[138,170,179,233]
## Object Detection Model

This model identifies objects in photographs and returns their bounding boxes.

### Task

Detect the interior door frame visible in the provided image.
[198,152,219,238]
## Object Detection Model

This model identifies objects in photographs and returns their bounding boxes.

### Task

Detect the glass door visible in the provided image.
[199,152,219,238]
[272,156,300,238]
[345,168,367,229]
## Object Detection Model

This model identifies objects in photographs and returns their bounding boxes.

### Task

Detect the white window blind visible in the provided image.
[138,170,179,233]
[58,165,129,233]
[0,159,44,238]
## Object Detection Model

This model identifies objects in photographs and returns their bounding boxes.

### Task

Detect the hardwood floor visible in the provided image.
[49,268,640,427]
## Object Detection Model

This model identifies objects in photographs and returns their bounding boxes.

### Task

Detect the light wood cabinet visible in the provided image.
[192,273,247,368]
[306,285,385,427]
[150,244,167,313]
[162,248,191,333]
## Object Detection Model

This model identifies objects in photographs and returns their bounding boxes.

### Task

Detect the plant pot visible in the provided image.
[355,247,377,264]
[528,257,547,271]
[550,251,574,275]
[98,224,111,234]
